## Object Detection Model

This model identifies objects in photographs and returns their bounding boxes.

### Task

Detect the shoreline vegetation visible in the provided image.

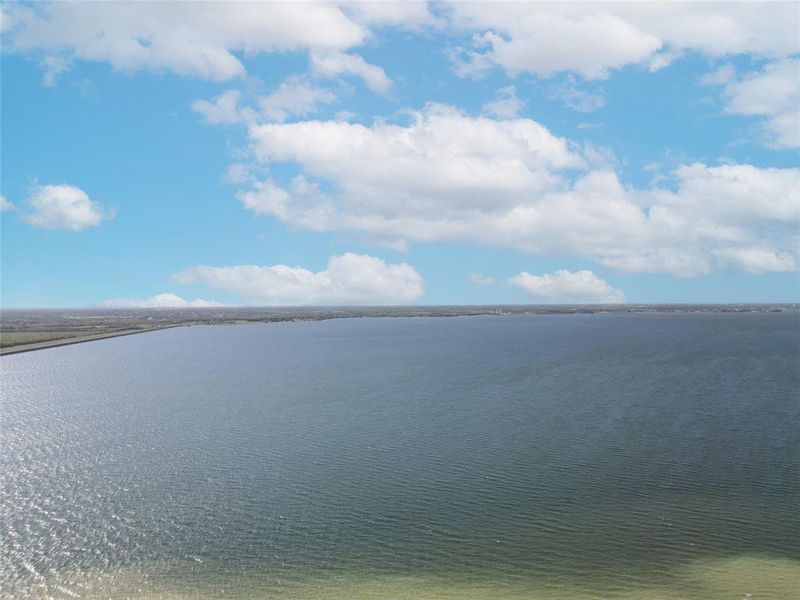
[1,304,797,356]
[0,325,183,356]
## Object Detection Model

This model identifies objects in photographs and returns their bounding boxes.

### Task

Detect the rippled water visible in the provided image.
[2,313,799,599]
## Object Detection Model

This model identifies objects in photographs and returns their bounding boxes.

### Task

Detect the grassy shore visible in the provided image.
[0,326,179,355]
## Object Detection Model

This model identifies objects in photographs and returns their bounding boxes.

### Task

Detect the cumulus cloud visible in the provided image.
[226,103,798,276]
[469,273,495,285]
[343,1,436,29]
[192,89,243,125]
[444,4,797,150]
[718,59,799,148]
[448,45,495,80]
[653,163,799,227]
[0,195,14,211]
[482,85,523,118]
[509,269,625,304]
[7,2,399,98]
[258,76,338,122]
[6,2,798,91]
[310,51,391,93]
[98,293,222,309]
[193,77,338,127]
[446,3,799,79]
[172,253,424,306]
[713,247,797,274]
[475,13,660,79]
[237,178,293,219]
[22,184,112,231]
[246,104,583,215]
[4,2,370,81]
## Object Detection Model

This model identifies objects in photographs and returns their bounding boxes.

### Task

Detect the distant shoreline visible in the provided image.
[2,305,797,356]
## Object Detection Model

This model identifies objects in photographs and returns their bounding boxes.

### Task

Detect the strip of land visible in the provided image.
[0,326,181,355]
[2,304,797,356]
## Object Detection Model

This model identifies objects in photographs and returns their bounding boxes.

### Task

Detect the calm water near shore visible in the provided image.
[2,313,799,599]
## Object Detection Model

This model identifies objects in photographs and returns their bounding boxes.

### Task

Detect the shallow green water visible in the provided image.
[2,313,799,598]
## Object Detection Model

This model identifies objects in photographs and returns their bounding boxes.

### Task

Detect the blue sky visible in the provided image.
[1,2,798,307]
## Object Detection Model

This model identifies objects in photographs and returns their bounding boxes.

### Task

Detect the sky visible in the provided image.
[1,1,798,308]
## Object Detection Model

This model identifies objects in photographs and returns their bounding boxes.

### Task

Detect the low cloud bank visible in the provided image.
[509,269,625,304]
[172,252,424,306]
[98,293,221,309]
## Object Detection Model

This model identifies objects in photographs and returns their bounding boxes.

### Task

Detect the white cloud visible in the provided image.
[547,76,606,112]
[172,253,423,306]
[99,293,222,309]
[258,76,337,122]
[647,49,682,73]
[192,89,243,125]
[225,163,253,185]
[7,2,798,92]
[39,54,70,86]
[581,141,618,170]
[225,104,798,277]
[469,272,495,285]
[193,77,338,127]
[7,3,402,97]
[448,44,495,80]
[310,51,391,93]
[509,269,625,304]
[343,1,436,29]
[700,63,736,87]
[480,14,660,79]
[237,179,292,220]
[444,2,798,151]
[482,85,523,118]
[0,195,14,211]
[22,184,112,231]
[713,247,797,274]
[717,60,800,148]
[655,163,800,226]
[246,104,583,211]
[446,3,799,79]
[0,4,17,33]
[5,2,369,81]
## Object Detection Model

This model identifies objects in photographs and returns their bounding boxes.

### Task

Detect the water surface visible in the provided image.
[2,313,799,598]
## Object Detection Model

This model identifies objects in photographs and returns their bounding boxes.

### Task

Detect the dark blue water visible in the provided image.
[2,313,799,599]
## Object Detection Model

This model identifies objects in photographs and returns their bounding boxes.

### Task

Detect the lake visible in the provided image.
[2,312,799,599]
